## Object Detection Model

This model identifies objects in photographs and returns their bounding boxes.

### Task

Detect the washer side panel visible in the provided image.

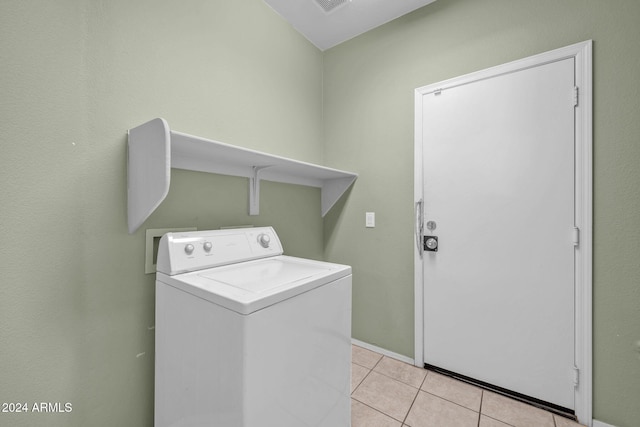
[155,281,245,427]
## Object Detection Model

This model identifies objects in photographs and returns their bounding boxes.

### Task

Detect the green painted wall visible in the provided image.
[323,0,640,426]
[0,0,323,426]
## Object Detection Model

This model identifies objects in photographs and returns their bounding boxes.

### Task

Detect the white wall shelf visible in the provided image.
[127,118,357,234]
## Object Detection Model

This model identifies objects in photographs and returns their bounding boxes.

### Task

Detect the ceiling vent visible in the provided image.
[314,0,349,13]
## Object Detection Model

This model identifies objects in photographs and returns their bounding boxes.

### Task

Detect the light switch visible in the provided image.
[365,212,375,228]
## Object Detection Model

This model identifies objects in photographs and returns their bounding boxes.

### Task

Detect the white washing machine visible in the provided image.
[154,227,352,427]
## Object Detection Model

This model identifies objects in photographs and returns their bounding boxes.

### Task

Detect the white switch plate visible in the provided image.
[365,212,375,228]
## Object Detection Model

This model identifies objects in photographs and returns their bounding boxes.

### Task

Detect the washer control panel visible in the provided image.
[156,227,283,275]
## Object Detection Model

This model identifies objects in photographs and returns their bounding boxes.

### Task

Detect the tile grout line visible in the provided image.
[370,368,427,389]
[351,353,384,394]
[351,365,373,395]
[422,367,486,414]
[351,393,410,425]
[351,370,426,424]
[400,367,430,426]
[375,354,433,389]
[352,360,378,370]
[357,350,565,427]
[368,366,423,394]
[364,357,485,425]
[424,369,546,427]
[492,416,517,427]
[351,397,403,425]
[351,347,383,395]
[419,388,481,415]
[477,390,483,427]
[353,354,421,425]
[371,354,384,370]
[350,356,397,424]
[478,391,518,427]
[481,390,556,427]
[420,389,483,423]
[358,351,540,427]
[401,390,420,427]
[481,413,518,427]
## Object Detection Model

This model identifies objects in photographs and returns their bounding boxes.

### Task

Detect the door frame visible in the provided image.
[413,40,592,425]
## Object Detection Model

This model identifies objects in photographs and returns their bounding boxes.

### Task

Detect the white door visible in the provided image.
[419,58,577,409]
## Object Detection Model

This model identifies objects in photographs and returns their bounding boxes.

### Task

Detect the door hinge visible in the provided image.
[572,227,580,246]
[573,366,580,387]
[573,86,579,107]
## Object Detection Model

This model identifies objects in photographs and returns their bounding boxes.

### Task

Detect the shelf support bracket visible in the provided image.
[126,118,357,232]
[249,166,272,216]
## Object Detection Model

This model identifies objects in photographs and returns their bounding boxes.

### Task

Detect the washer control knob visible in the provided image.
[257,233,271,248]
[184,244,195,255]
[203,241,212,252]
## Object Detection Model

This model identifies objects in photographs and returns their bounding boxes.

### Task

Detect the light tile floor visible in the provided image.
[351,345,586,427]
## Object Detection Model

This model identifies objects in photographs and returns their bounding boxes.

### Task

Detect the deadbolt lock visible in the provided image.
[423,236,438,252]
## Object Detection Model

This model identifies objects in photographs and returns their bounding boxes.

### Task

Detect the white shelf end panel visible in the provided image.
[127,118,171,234]
[127,118,357,233]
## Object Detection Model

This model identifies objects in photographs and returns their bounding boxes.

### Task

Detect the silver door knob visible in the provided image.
[424,236,438,252]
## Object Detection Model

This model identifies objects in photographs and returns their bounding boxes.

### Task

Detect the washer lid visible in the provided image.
[158,255,351,314]
[199,258,330,293]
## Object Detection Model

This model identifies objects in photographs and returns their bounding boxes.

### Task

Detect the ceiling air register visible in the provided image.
[314,0,349,13]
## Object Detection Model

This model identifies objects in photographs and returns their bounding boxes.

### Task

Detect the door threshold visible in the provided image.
[424,363,576,422]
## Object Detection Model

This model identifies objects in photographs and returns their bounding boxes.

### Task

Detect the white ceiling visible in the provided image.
[263,0,438,51]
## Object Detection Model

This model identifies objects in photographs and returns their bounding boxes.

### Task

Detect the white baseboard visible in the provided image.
[351,338,415,365]
[593,420,617,427]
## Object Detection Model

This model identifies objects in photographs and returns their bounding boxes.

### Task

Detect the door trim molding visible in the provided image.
[413,40,593,426]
